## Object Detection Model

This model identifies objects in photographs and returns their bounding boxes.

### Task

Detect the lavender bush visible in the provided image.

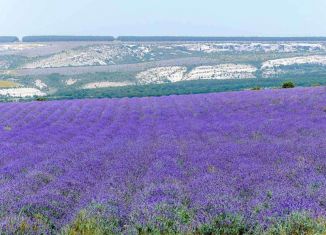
[0,87,325,234]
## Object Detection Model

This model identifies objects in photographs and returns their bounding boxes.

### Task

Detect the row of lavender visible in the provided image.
[0,87,325,234]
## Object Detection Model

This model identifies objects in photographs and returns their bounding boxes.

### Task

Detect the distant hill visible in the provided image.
[3,36,326,43]
[0,36,19,43]
[117,36,326,42]
[22,36,115,42]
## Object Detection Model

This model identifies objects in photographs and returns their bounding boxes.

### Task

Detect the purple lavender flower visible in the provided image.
[0,87,325,233]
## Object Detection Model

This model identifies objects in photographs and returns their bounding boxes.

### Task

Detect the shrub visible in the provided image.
[197,214,247,235]
[60,210,326,234]
[251,87,261,91]
[62,205,122,235]
[35,97,47,102]
[282,81,295,88]
[267,212,326,235]
[0,214,56,235]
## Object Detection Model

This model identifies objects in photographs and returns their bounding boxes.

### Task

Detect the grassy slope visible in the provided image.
[48,76,326,101]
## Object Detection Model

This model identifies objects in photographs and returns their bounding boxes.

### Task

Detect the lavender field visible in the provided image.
[0,87,326,234]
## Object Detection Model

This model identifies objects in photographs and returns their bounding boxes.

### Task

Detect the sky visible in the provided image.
[0,0,326,37]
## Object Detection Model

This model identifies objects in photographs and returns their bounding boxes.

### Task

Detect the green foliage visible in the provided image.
[62,206,321,234]
[282,81,295,88]
[251,86,261,91]
[266,212,326,235]
[132,204,194,235]
[63,210,119,235]
[197,214,247,235]
[1,75,325,102]
[0,213,56,235]
[35,97,47,102]
[72,72,137,85]
[62,204,122,235]
[50,77,325,101]
[3,212,325,235]
[0,55,29,69]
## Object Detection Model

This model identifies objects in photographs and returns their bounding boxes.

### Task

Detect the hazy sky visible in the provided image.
[1,0,326,37]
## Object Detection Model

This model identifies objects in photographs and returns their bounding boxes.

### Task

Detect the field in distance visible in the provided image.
[0,38,326,101]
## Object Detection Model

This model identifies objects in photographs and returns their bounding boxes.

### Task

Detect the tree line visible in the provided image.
[2,36,326,43]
